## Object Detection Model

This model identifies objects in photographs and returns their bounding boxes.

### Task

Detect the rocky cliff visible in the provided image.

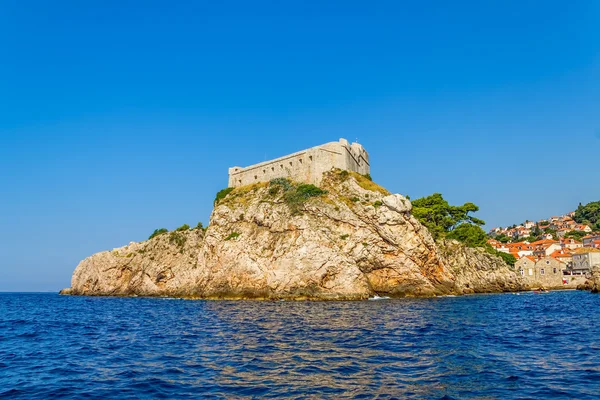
[578,266,600,293]
[62,171,527,299]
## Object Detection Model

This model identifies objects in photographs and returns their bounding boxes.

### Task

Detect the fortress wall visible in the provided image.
[228,139,370,188]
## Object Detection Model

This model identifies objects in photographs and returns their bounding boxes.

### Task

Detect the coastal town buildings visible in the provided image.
[572,248,600,275]
[488,209,599,281]
[582,235,600,248]
[514,256,569,287]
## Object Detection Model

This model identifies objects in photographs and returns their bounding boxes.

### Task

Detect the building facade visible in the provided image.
[515,256,569,287]
[228,138,370,188]
[572,249,600,275]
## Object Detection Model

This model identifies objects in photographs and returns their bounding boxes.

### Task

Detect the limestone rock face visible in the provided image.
[65,171,524,299]
[438,240,527,294]
[578,266,600,293]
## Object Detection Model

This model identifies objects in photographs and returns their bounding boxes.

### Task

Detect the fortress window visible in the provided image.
[238,179,242,184]
[309,156,313,161]
[263,170,266,174]
[289,161,293,166]
[280,164,283,169]
[271,167,275,172]
[254,175,258,180]
[299,159,303,164]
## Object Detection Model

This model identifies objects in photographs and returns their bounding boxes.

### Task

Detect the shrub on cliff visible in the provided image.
[176,224,190,231]
[149,228,168,240]
[495,251,517,266]
[269,179,328,215]
[169,231,187,249]
[215,187,234,205]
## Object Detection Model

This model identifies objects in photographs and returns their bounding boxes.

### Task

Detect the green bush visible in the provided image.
[176,224,190,232]
[295,184,327,199]
[363,173,373,181]
[169,231,187,248]
[270,178,293,191]
[215,187,234,205]
[338,170,350,180]
[496,251,517,266]
[270,179,327,215]
[149,228,168,240]
[373,200,383,208]
[340,234,349,240]
[225,232,240,241]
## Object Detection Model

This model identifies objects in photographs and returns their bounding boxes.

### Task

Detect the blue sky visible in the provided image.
[1,1,598,291]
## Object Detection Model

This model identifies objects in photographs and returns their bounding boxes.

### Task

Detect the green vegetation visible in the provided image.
[169,231,187,249]
[575,200,600,231]
[412,193,516,265]
[269,178,328,215]
[149,228,168,240]
[373,200,383,208]
[176,224,190,232]
[340,234,349,240]
[225,232,240,241]
[446,223,487,248]
[411,193,485,239]
[564,230,588,241]
[332,169,390,195]
[494,234,511,244]
[215,187,234,205]
[496,251,517,266]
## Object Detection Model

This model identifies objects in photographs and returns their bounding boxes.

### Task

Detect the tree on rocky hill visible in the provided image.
[411,193,485,239]
[574,201,600,231]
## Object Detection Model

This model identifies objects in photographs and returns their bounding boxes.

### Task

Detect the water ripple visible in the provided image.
[1,292,600,398]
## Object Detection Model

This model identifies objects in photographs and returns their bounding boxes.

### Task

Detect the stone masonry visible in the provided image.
[228,138,370,188]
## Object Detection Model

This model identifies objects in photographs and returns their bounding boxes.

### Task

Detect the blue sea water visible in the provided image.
[1,292,599,399]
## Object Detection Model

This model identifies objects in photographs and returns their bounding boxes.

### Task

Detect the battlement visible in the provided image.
[228,138,370,187]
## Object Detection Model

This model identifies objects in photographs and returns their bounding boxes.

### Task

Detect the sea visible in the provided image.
[1,291,599,399]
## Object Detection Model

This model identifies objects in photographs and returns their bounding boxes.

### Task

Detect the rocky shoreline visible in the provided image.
[62,171,529,300]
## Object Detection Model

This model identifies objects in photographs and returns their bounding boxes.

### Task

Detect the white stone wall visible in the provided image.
[228,138,370,187]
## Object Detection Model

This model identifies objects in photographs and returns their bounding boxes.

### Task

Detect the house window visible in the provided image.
[553,268,557,274]
[541,269,545,275]
[520,269,524,276]
[546,261,550,265]
[529,269,533,276]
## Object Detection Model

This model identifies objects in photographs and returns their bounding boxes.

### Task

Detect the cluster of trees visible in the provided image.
[411,193,516,265]
[575,200,600,231]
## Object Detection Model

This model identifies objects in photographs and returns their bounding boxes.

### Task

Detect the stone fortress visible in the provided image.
[228,138,370,188]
